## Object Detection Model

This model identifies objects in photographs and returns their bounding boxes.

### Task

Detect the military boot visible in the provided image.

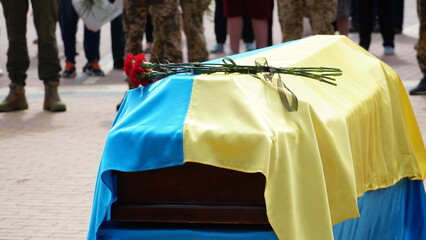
[0,83,28,112]
[44,81,66,112]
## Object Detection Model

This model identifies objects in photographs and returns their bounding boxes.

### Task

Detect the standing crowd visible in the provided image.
[0,0,425,114]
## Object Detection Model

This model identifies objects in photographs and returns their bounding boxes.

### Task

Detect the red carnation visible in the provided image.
[123,53,135,76]
[129,64,144,87]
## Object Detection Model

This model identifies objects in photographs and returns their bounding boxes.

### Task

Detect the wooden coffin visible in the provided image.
[111,162,269,225]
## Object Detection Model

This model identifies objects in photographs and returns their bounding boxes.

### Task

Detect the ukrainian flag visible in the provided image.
[88,36,426,240]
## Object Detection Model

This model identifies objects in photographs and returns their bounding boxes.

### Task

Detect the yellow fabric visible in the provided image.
[183,35,426,240]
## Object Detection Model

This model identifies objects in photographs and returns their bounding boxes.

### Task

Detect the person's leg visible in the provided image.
[150,0,182,63]
[336,0,350,35]
[277,0,305,42]
[210,0,226,53]
[58,0,79,64]
[32,0,62,83]
[350,0,359,32]
[111,14,126,69]
[1,0,30,86]
[145,13,154,52]
[214,0,227,44]
[267,0,274,46]
[58,0,78,77]
[242,16,254,43]
[0,0,29,112]
[83,28,101,63]
[306,0,336,35]
[32,0,66,112]
[358,0,374,50]
[180,0,209,62]
[123,0,148,54]
[228,17,243,54]
[410,0,426,95]
[377,0,395,50]
[83,27,104,76]
[251,18,268,49]
[394,0,404,33]
[242,17,256,51]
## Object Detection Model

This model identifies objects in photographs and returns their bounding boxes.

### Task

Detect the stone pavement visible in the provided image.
[0,1,425,239]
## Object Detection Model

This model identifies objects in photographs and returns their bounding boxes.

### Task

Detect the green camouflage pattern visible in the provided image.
[123,0,182,63]
[123,0,148,54]
[277,0,337,42]
[180,0,210,62]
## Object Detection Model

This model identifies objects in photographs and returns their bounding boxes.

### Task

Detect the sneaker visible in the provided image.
[61,60,76,78]
[0,68,4,76]
[384,46,394,55]
[245,43,256,52]
[210,44,224,53]
[83,60,105,76]
[409,77,426,95]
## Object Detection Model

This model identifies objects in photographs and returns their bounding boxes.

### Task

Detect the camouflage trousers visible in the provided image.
[123,0,182,63]
[180,0,210,62]
[418,0,426,75]
[277,0,337,42]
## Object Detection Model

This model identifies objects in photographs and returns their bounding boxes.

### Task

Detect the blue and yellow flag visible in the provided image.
[88,36,426,240]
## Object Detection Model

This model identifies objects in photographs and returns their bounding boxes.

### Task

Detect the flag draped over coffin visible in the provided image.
[88,36,426,240]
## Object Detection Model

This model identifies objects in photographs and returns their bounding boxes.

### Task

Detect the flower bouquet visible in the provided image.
[123,53,342,112]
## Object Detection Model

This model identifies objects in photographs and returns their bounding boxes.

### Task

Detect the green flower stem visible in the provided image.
[145,61,342,87]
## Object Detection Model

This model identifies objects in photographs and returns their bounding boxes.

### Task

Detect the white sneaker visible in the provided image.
[0,68,4,76]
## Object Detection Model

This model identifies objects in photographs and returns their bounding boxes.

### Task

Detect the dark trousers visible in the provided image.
[110,14,126,62]
[358,0,395,49]
[1,0,61,85]
[145,14,154,43]
[59,0,125,64]
[394,0,404,31]
[59,0,100,63]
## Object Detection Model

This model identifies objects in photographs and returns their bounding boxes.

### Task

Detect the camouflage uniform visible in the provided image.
[123,0,182,63]
[277,0,337,42]
[418,0,426,75]
[180,0,210,62]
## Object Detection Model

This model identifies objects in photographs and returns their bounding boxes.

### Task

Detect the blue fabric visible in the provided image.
[98,225,278,240]
[333,178,426,240]
[91,175,426,239]
[87,75,194,239]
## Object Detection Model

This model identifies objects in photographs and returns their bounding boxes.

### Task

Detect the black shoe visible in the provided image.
[409,77,426,95]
